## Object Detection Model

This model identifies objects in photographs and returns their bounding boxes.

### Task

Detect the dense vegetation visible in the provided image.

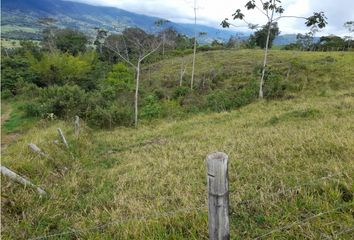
[1,49,353,238]
[2,25,353,129]
[1,14,354,238]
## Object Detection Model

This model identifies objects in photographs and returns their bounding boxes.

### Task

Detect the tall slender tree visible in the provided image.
[191,0,197,90]
[222,0,327,98]
[104,28,161,127]
[154,19,170,57]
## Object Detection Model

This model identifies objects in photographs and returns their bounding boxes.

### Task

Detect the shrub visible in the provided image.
[25,85,88,118]
[173,86,190,99]
[206,90,233,112]
[88,104,133,128]
[140,95,162,119]
[160,100,185,119]
[1,89,14,100]
[263,72,286,99]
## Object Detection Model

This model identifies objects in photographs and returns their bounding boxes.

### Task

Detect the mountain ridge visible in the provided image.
[1,0,300,45]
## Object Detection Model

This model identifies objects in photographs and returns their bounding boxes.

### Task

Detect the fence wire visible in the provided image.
[28,205,207,240]
[253,202,354,239]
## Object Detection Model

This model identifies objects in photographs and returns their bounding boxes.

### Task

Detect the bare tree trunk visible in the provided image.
[191,0,197,90]
[134,62,140,127]
[180,60,186,87]
[259,22,272,98]
[162,33,165,57]
[259,3,275,99]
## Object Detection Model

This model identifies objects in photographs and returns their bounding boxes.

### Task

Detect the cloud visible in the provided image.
[70,0,354,36]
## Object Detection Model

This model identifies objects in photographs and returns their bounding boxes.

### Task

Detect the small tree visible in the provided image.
[54,29,88,56]
[38,17,57,53]
[222,0,327,98]
[104,28,161,127]
[191,0,198,90]
[155,19,171,57]
[344,21,354,49]
[253,22,280,48]
[94,28,108,56]
[296,26,319,51]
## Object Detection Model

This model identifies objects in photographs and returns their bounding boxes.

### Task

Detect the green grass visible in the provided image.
[1,38,40,49]
[1,50,354,239]
[1,25,39,33]
[2,102,37,134]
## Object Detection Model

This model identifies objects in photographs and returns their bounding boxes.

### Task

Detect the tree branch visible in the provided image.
[105,43,137,69]
[139,42,162,62]
[274,15,307,21]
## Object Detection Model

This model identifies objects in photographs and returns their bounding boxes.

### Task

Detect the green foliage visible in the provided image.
[28,51,93,86]
[88,104,133,128]
[207,90,234,112]
[206,80,258,112]
[263,68,286,99]
[141,95,162,119]
[1,54,39,93]
[252,22,280,49]
[105,63,134,91]
[54,28,88,55]
[25,85,88,118]
[173,86,190,99]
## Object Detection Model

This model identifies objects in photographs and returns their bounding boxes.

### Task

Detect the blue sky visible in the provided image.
[70,0,354,36]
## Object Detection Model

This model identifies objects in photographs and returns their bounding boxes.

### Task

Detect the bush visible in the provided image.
[25,85,88,118]
[160,100,185,119]
[88,104,133,128]
[206,90,234,112]
[173,86,190,99]
[140,95,162,119]
[1,89,14,100]
[263,69,286,99]
[206,80,258,112]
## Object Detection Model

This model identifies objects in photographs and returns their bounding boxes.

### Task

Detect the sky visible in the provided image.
[71,0,354,36]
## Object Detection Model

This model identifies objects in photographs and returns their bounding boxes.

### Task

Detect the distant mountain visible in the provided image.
[274,34,320,46]
[1,0,239,43]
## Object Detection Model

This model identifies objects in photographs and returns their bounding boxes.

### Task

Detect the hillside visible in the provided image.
[1,50,353,239]
[1,0,238,42]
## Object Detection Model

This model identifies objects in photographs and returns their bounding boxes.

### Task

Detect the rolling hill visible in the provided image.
[1,0,239,43]
[1,0,302,45]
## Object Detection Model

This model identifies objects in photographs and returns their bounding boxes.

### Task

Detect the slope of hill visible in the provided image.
[1,50,354,239]
[1,0,238,42]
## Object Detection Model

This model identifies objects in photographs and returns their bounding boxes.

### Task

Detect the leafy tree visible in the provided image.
[54,29,88,55]
[296,26,318,51]
[94,28,108,56]
[253,22,280,49]
[222,0,327,98]
[103,27,161,127]
[105,63,134,91]
[28,52,93,87]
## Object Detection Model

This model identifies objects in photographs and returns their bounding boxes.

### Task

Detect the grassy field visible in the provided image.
[1,50,354,239]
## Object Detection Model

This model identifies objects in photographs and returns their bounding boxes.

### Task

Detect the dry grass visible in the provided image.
[1,50,354,239]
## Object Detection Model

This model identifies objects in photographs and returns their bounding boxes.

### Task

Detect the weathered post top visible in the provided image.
[206,152,229,196]
[206,151,230,240]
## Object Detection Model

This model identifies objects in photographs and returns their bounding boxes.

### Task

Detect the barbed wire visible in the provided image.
[333,226,354,237]
[231,172,347,206]
[28,205,207,240]
[253,202,354,239]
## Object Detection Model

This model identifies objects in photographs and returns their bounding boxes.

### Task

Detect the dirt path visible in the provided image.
[1,105,20,152]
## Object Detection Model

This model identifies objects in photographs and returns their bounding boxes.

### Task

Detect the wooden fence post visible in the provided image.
[57,128,69,148]
[74,116,80,137]
[1,166,46,195]
[206,152,230,240]
[28,143,46,157]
